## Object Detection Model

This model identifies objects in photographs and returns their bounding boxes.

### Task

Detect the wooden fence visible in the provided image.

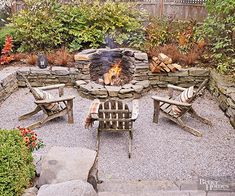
[138,0,207,21]
[12,0,207,21]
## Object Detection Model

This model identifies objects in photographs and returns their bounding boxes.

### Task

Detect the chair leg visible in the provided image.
[128,130,133,158]
[18,106,41,121]
[153,100,160,123]
[96,130,101,153]
[177,119,202,137]
[26,115,48,130]
[189,108,212,126]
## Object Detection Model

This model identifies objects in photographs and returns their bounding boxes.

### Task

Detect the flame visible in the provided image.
[108,63,122,77]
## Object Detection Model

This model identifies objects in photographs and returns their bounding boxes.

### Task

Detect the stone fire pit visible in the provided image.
[74,48,149,99]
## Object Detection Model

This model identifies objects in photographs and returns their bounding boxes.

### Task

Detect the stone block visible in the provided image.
[226,107,235,118]
[218,94,229,111]
[168,70,189,77]
[160,76,179,83]
[105,86,121,97]
[227,98,235,109]
[132,84,144,93]
[119,88,134,94]
[189,68,209,76]
[179,76,196,82]
[52,69,69,76]
[37,180,97,196]
[22,187,38,196]
[118,93,133,99]
[38,146,97,187]
[136,80,150,88]
[76,80,87,87]
[134,52,148,61]
[74,53,93,61]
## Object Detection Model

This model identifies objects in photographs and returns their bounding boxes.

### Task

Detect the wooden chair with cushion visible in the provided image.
[152,79,212,137]
[18,73,75,129]
[96,99,139,158]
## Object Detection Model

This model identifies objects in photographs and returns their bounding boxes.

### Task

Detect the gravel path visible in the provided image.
[0,88,234,181]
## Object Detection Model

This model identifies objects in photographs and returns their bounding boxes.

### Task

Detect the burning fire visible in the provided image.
[108,63,122,78]
[104,61,122,86]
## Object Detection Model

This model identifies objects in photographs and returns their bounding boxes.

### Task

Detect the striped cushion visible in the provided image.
[160,86,194,117]
[33,88,61,111]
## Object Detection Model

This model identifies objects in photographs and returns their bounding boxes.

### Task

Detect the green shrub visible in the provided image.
[202,0,235,73]
[11,0,146,52]
[0,129,35,196]
[0,26,15,50]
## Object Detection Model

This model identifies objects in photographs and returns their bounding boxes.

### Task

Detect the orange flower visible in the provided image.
[32,142,36,147]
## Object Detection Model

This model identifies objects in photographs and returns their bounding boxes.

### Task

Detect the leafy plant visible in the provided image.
[0,35,14,65]
[11,0,145,52]
[201,0,235,73]
[0,129,35,196]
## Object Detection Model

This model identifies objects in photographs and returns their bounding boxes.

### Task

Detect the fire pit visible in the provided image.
[89,49,135,86]
[74,48,150,99]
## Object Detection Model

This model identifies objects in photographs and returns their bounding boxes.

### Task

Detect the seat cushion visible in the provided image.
[160,86,194,117]
[33,88,62,112]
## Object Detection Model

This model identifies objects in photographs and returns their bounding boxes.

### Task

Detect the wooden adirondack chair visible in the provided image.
[96,99,139,158]
[18,74,75,129]
[152,79,212,137]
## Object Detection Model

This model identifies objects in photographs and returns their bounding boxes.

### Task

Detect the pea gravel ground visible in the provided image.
[0,87,234,182]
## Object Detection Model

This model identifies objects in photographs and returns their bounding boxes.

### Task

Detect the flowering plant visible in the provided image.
[0,35,14,65]
[17,127,44,152]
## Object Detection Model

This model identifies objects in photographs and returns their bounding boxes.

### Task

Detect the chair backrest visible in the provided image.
[188,78,209,103]
[98,99,132,132]
[18,72,41,100]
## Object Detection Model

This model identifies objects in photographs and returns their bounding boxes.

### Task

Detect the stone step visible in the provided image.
[98,190,207,196]
[98,179,180,193]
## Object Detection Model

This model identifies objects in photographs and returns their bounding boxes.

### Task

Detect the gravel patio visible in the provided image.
[0,87,234,182]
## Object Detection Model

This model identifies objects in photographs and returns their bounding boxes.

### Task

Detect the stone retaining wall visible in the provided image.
[133,66,210,88]
[0,68,18,104]
[16,67,82,87]
[209,70,235,128]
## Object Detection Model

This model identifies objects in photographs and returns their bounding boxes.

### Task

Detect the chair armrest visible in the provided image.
[167,84,187,91]
[38,84,65,96]
[131,99,139,121]
[38,84,65,90]
[35,96,75,104]
[152,96,192,107]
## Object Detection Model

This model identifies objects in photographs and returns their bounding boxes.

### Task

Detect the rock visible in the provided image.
[122,84,133,89]
[74,53,92,61]
[22,187,38,196]
[119,88,134,94]
[37,180,97,196]
[80,49,97,54]
[38,146,97,187]
[130,80,138,85]
[134,52,148,61]
[132,84,144,93]
[80,84,93,92]
[105,86,121,97]
[136,80,150,88]
[118,93,133,99]
[76,80,87,87]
